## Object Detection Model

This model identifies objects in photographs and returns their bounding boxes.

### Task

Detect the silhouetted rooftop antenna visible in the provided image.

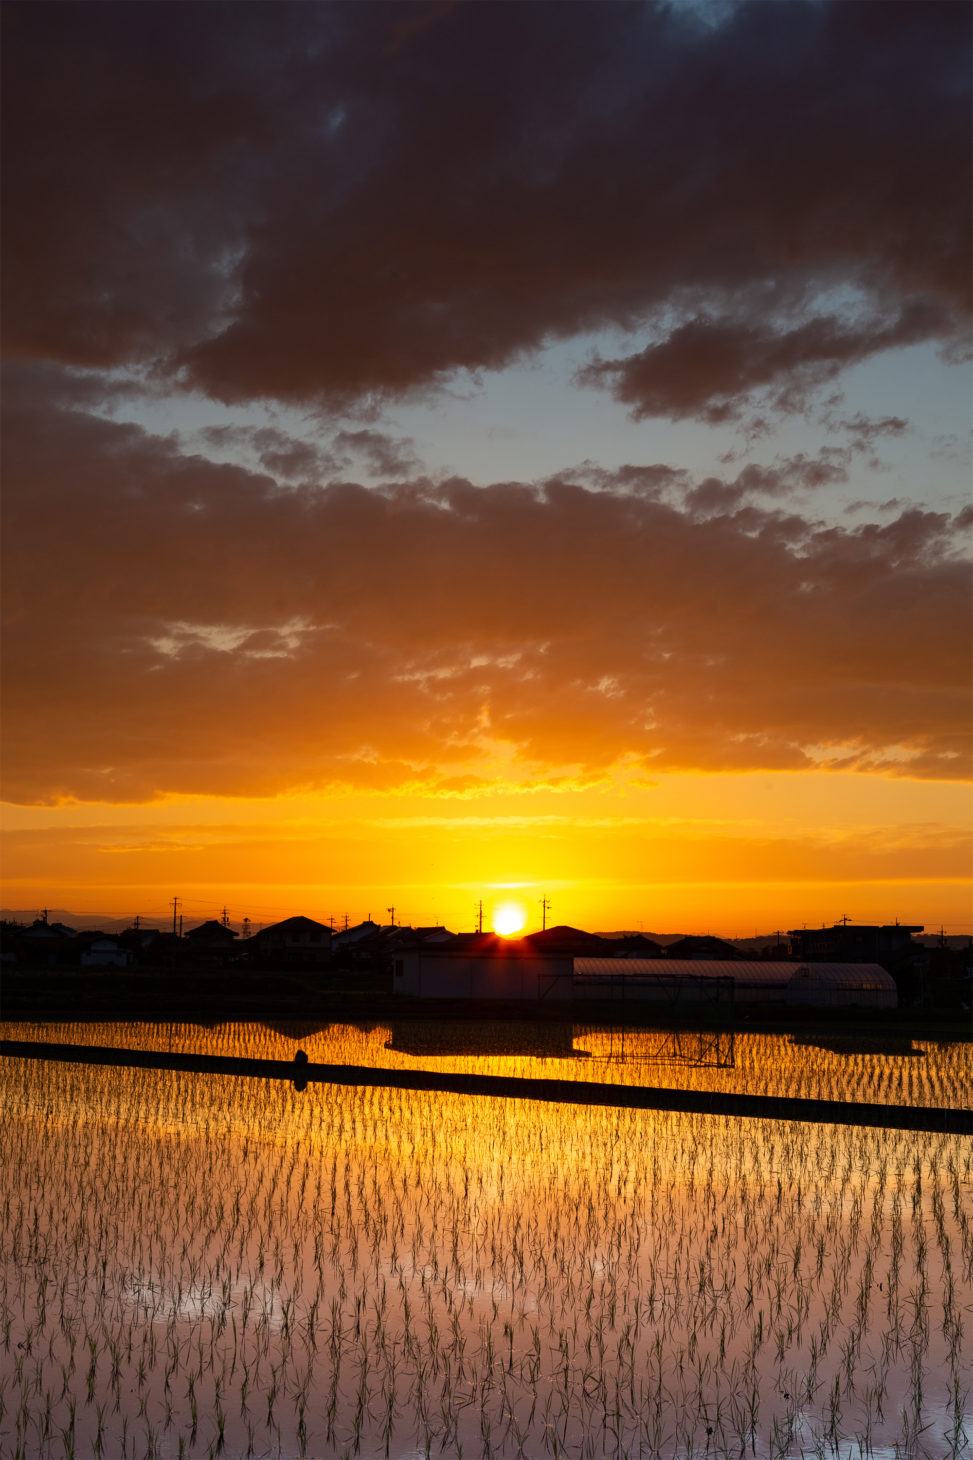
[387,906,395,927]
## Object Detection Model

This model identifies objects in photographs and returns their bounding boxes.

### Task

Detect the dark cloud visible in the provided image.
[333,429,422,479]
[577,302,950,423]
[2,1,969,418]
[2,374,969,802]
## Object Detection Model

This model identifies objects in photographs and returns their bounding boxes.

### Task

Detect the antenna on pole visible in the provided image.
[541,895,551,931]
[387,906,395,927]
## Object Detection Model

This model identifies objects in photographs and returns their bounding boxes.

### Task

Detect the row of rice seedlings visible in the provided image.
[4,1017,971,1111]
[1,1043,970,1458]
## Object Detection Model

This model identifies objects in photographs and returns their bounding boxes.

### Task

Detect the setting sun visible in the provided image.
[492,901,527,936]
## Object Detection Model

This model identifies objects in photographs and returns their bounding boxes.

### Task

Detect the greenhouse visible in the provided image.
[572,959,898,1008]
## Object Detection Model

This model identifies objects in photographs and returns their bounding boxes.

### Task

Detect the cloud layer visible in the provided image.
[2,371,969,803]
[2,3,969,813]
[3,2,969,418]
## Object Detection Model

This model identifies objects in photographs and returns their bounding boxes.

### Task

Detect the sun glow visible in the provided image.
[492,901,527,936]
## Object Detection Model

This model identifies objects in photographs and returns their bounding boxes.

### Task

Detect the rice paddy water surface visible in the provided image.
[1,1020,970,1458]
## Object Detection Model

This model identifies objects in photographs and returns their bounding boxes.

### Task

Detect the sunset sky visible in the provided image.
[2,1,970,935]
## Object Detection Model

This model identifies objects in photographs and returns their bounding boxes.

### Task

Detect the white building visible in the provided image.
[394,934,573,1001]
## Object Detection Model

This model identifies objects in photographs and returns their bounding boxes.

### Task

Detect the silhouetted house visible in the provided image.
[664,935,743,960]
[788,923,923,971]
[16,919,76,965]
[183,920,238,961]
[332,920,382,951]
[411,926,455,944]
[81,937,132,969]
[394,933,573,1001]
[603,933,664,958]
[250,916,332,965]
[525,925,612,956]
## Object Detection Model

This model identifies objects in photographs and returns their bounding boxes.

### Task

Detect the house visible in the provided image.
[788,923,923,969]
[524,925,613,956]
[250,915,333,965]
[185,919,238,946]
[599,932,665,958]
[81,937,132,969]
[331,919,382,951]
[183,920,239,963]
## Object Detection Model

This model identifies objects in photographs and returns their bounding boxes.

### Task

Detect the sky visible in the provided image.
[1,0,970,936]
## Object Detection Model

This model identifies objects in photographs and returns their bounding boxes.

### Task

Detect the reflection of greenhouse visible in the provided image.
[575,1025,735,1069]
[384,1021,735,1070]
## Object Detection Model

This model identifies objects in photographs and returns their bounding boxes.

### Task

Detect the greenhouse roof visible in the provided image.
[573,959,896,989]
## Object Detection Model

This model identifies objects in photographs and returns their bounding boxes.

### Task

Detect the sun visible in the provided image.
[492,901,527,936]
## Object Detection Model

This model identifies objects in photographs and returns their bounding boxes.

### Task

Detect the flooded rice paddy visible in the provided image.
[1,1020,970,1458]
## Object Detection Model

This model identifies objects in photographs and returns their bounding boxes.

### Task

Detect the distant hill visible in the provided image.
[1,907,169,933]
[598,931,784,950]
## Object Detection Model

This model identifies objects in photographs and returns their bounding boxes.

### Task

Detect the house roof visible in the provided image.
[253,915,332,938]
[574,959,895,989]
[526,925,611,953]
[185,919,238,940]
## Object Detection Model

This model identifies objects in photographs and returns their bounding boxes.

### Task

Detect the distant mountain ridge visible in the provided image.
[1,908,171,933]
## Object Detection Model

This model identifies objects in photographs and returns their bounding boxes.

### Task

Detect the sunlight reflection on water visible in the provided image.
[1,1021,970,1459]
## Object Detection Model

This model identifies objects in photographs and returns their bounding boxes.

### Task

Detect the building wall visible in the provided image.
[396,951,572,1000]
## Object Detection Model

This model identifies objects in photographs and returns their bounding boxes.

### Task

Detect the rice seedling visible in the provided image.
[0,1018,969,1457]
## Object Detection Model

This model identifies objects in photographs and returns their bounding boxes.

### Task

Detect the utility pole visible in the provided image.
[477,900,484,934]
[171,897,181,936]
[541,895,551,931]
[343,913,350,932]
[221,905,231,929]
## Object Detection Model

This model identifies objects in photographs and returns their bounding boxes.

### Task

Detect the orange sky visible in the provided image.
[2,770,969,934]
[2,4,970,935]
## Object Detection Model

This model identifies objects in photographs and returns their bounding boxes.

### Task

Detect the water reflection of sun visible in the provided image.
[492,901,527,936]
